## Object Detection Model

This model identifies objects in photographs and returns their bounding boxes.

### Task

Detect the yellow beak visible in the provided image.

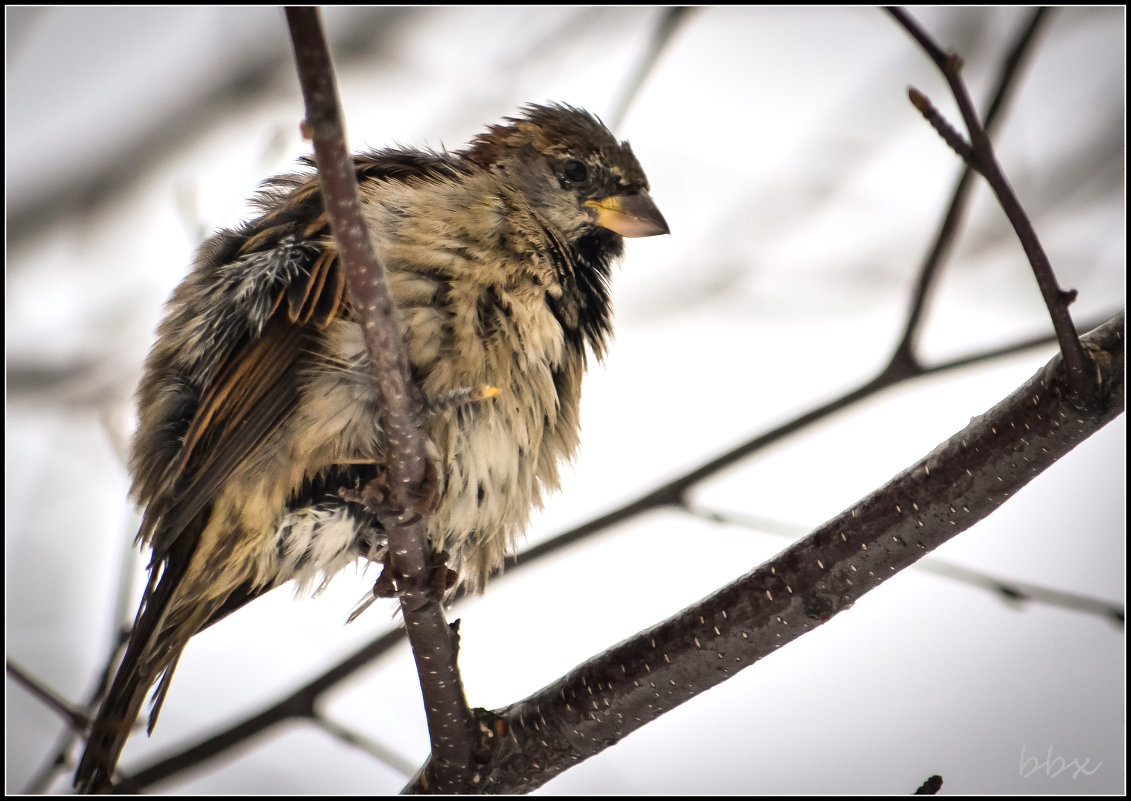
[585,191,669,238]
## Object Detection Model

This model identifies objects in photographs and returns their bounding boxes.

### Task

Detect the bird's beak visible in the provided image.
[586,192,670,238]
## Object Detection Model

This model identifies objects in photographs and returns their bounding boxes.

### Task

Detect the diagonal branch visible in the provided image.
[608,7,696,131]
[107,627,409,792]
[459,313,1124,793]
[91,305,1120,792]
[680,502,1124,625]
[104,311,1119,794]
[6,660,90,732]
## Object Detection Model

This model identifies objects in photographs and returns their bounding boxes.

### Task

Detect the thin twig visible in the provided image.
[110,626,407,791]
[30,622,133,792]
[886,7,1093,398]
[506,306,1117,582]
[893,7,1050,365]
[680,503,1125,626]
[609,7,696,131]
[6,660,90,731]
[314,714,421,777]
[907,86,975,162]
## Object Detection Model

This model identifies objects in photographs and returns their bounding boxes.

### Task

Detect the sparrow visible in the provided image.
[73,102,667,792]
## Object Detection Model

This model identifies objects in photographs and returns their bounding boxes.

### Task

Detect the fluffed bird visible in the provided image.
[74,102,667,792]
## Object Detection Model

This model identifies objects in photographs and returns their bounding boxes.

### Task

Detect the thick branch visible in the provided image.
[446,313,1124,793]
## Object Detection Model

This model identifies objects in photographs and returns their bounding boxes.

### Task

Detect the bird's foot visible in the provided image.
[371,547,457,602]
[347,546,455,621]
[338,455,439,521]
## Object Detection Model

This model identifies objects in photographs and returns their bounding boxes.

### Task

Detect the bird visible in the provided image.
[73,102,668,792]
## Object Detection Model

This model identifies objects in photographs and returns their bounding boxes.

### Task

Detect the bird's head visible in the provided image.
[460,103,669,242]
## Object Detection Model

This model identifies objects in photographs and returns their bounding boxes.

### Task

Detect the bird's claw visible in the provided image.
[369,548,458,605]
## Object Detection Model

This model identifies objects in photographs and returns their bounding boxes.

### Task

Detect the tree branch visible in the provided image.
[458,313,1124,793]
[284,7,473,791]
[886,6,1093,398]
[93,307,1120,792]
[39,9,1118,794]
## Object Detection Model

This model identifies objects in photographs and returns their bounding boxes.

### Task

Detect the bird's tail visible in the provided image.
[74,560,187,794]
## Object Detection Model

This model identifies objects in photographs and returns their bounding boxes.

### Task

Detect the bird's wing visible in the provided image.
[142,205,341,565]
[144,150,467,566]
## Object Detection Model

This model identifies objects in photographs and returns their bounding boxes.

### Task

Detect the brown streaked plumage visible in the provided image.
[74,103,667,792]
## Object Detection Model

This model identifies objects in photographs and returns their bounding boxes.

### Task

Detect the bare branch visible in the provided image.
[886,7,1094,398]
[608,7,696,131]
[284,7,473,790]
[894,7,1050,365]
[101,308,1120,791]
[7,660,90,731]
[683,502,1124,625]
[459,313,1124,793]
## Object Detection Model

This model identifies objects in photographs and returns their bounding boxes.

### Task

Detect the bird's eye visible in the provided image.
[562,159,588,184]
